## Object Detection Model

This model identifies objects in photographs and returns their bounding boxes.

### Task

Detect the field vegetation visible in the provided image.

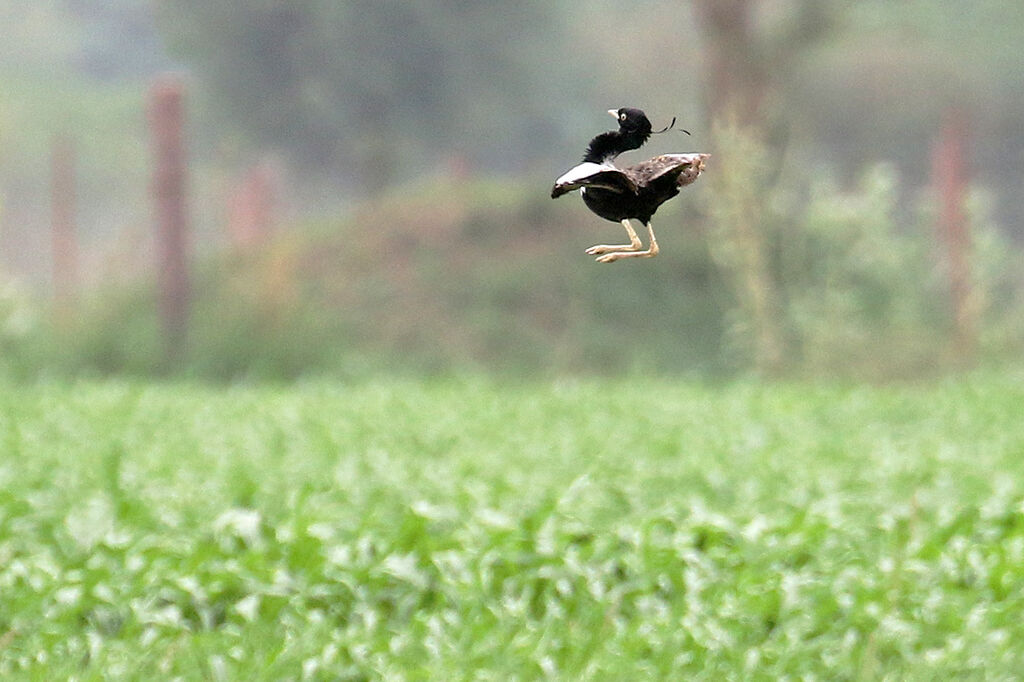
[2,375,1024,679]
[3,4,1024,679]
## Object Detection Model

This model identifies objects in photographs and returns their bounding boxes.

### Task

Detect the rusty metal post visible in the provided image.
[930,108,974,365]
[148,75,190,365]
[51,134,79,328]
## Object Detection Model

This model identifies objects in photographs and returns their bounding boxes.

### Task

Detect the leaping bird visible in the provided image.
[551,108,709,263]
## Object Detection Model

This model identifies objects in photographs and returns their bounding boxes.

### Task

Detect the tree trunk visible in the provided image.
[693,0,785,375]
[692,0,769,126]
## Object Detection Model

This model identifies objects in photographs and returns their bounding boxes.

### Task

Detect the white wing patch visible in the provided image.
[551,162,638,197]
[554,162,616,188]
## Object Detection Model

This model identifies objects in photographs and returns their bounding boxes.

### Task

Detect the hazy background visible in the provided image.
[1,0,1022,381]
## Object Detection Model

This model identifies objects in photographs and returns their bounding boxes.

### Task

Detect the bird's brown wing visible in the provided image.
[551,163,639,198]
[627,153,709,189]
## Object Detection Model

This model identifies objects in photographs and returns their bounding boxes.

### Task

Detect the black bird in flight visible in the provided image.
[551,108,708,263]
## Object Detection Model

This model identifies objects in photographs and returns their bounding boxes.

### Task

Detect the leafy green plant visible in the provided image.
[2,376,1024,678]
[701,123,1024,380]
[783,164,945,378]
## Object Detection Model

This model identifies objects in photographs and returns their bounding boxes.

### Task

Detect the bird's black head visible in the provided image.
[582,107,654,163]
[610,107,653,137]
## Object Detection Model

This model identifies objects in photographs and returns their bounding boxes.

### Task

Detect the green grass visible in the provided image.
[2,374,1024,679]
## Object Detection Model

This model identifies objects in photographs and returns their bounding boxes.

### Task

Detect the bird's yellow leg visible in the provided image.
[595,222,660,263]
[585,219,642,255]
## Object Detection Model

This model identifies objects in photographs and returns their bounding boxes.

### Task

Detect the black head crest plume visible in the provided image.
[651,116,690,136]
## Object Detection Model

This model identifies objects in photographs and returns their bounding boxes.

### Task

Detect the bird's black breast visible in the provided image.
[582,185,680,224]
[581,188,635,222]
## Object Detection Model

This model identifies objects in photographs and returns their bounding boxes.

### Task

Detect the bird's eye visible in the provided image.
[619,112,627,121]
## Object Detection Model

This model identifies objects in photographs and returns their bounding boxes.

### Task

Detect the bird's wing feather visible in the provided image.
[629,153,709,187]
[551,162,638,198]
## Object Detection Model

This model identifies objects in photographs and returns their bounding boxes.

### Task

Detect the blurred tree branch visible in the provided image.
[692,0,843,375]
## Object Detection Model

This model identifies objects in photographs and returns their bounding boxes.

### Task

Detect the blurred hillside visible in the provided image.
[0,0,1022,379]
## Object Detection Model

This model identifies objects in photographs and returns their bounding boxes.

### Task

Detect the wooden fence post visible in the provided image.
[148,75,190,366]
[228,160,277,249]
[51,134,79,328]
[930,107,974,365]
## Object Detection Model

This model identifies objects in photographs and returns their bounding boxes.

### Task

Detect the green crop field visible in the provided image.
[2,374,1024,680]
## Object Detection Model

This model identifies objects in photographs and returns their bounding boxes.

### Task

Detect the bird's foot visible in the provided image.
[593,222,659,263]
[594,247,659,264]
[585,243,640,256]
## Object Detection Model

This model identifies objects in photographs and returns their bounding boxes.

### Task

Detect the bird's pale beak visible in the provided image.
[608,109,618,119]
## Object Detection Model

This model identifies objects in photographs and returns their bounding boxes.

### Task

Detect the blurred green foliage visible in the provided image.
[1,1,1023,380]
[703,124,1024,380]
[3,166,1021,382]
